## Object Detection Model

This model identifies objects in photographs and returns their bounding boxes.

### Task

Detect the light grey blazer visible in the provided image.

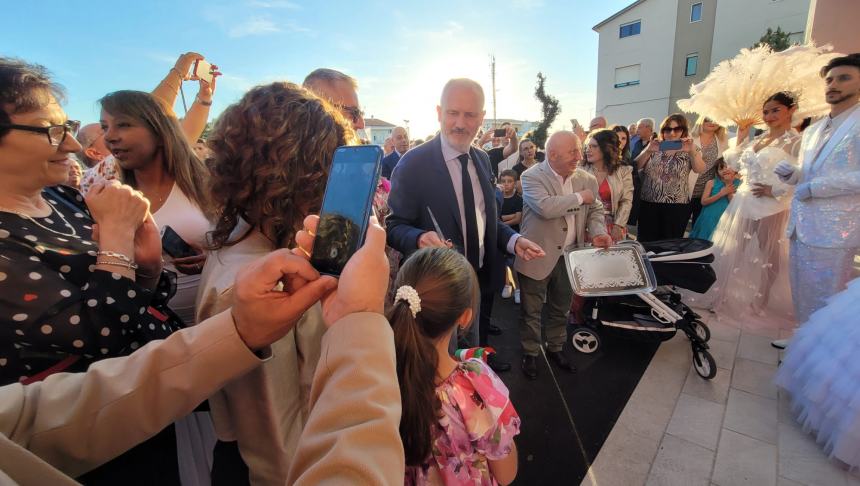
[515,162,607,281]
[787,108,860,248]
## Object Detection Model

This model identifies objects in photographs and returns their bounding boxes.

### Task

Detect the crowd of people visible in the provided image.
[0,47,858,485]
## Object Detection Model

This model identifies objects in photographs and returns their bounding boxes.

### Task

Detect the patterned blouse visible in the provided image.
[640,150,694,204]
[0,186,182,385]
[405,358,521,486]
[692,138,721,198]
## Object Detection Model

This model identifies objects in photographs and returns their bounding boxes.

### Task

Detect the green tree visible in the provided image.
[532,72,560,149]
[752,26,793,52]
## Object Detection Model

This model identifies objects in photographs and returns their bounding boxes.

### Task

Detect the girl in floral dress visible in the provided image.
[389,248,520,485]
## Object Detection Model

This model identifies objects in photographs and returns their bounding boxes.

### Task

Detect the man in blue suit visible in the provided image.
[380,126,409,179]
[387,78,545,372]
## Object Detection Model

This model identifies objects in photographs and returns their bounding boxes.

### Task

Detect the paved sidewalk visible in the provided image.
[581,310,860,486]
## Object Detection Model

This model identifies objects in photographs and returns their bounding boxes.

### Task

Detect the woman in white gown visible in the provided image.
[775,276,860,470]
[689,92,801,333]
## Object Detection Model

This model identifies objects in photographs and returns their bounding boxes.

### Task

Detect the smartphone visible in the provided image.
[161,225,198,259]
[310,145,383,276]
[659,140,683,151]
[493,128,506,137]
[193,59,214,84]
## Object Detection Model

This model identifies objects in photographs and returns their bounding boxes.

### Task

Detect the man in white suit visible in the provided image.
[773,53,860,348]
[515,131,612,378]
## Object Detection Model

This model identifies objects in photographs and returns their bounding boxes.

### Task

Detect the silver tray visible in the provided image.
[564,241,657,297]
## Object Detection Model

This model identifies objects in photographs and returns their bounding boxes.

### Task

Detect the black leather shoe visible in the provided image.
[547,350,576,372]
[487,354,511,372]
[487,324,502,335]
[521,355,538,379]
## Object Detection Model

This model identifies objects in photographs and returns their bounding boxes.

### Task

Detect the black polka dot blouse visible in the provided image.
[0,186,183,385]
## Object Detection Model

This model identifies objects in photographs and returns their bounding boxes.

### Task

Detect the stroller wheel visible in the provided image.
[689,320,711,343]
[692,348,717,380]
[571,327,601,354]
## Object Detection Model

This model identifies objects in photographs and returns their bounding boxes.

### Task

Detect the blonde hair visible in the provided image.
[690,115,728,145]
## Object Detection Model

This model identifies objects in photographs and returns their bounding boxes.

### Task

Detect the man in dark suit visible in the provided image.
[380,126,409,179]
[387,78,545,372]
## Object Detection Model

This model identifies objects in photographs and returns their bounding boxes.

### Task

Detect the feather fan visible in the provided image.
[677,44,842,127]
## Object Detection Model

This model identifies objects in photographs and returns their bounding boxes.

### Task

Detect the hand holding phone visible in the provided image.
[193,59,215,84]
[310,145,383,276]
[493,128,507,138]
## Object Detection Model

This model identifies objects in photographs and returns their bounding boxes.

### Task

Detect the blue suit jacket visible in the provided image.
[386,136,516,290]
[380,151,401,179]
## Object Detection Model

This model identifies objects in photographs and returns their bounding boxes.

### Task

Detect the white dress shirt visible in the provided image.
[547,164,583,248]
[440,136,519,267]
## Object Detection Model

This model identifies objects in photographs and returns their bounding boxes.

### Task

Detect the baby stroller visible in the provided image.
[567,239,718,380]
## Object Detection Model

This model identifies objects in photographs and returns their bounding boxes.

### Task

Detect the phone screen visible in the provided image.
[659,140,683,151]
[161,225,198,259]
[310,145,383,276]
[194,59,214,84]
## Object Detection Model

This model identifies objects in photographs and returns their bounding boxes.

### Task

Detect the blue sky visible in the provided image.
[3,0,631,138]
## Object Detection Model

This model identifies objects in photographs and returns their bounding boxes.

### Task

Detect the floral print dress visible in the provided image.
[406,358,521,485]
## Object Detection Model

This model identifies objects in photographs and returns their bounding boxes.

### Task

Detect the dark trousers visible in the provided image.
[518,257,572,356]
[211,441,250,486]
[78,425,180,486]
[637,201,692,242]
[689,198,704,228]
[452,267,495,352]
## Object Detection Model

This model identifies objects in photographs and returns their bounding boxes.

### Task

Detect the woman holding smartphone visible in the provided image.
[196,81,355,485]
[634,114,706,241]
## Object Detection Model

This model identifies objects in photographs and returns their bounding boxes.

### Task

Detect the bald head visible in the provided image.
[546,131,583,178]
[437,78,486,153]
[75,123,109,167]
[391,126,409,153]
[589,116,607,131]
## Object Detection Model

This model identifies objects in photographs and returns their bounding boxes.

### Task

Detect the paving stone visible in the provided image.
[666,393,725,451]
[646,434,714,486]
[778,422,848,486]
[731,358,778,399]
[683,363,731,405]
[724,388,778,444]
[737,331,780,366]
[712,429,777,486]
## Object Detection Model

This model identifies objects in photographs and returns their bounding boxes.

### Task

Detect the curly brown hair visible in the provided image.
[206,82,355,249]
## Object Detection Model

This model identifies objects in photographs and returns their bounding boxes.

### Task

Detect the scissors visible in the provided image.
[426,207,453,247]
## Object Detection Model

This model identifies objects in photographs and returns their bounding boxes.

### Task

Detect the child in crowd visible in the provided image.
[391,248,520,485]
[498,169,523,302]
[689,158,740,241]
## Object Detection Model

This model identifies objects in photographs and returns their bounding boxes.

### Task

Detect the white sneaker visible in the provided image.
[514,289,521,304]
[771,338,789,350]
[501,285,513,299]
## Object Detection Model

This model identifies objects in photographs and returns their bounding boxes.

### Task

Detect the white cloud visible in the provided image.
[228,17,282,38]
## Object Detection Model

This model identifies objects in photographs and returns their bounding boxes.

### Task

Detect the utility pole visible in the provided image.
[490,55,497,128]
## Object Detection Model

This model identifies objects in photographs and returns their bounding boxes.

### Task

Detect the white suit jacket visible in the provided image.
[786,107,860,248]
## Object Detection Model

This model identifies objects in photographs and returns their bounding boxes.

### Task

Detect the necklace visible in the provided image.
[0,201,78,237]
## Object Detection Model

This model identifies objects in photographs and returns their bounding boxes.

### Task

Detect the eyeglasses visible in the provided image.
[335,104,365,124]
[0,120,81,146]
[662,126,683,133]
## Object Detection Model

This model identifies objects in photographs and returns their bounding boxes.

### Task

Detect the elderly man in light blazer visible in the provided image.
[516,131,612,379]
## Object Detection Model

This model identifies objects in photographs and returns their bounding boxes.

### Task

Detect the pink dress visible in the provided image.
[406,359,521,485]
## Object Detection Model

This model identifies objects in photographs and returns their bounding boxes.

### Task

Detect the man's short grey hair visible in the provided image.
[440,78,485,108]
[75,123,102,165]
[302,68,358,91]
[637,118,655,129]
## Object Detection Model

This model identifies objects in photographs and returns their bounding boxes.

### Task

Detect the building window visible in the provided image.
[685,54,699,76]
[614,64,641,88]
[619,20,641,38]
[691,2,703,22]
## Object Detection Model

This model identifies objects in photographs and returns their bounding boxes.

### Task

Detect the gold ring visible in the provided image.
[297,245,311,258]
[307,229,316,237]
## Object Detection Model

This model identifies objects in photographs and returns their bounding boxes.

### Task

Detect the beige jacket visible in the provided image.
[195,225,326,486]
[583,164,634,227]
[515,162,607,281]
[0,310,404,486]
